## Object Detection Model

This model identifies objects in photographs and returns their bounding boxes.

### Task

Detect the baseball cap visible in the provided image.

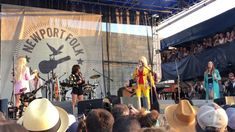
[197,103,228,131]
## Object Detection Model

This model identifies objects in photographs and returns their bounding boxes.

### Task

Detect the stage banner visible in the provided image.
[0,5,103,100]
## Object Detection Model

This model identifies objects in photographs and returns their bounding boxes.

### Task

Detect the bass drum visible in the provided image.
[65,89,72,101]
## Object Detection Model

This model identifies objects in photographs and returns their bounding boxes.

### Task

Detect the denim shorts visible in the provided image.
[208,83,213,91]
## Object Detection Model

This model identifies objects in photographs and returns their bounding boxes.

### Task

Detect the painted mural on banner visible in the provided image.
[15,27,86,74]
[1,6,103,99]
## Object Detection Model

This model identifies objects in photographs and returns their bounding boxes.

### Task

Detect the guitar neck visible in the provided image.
[57,56,71,64]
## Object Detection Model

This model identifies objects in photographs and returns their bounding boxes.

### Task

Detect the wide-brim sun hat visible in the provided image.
[165,100,198,132]
[17,98,69,132]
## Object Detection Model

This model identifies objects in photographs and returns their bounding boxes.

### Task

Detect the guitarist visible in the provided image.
[68,64,85,113]
[29,70,43,98]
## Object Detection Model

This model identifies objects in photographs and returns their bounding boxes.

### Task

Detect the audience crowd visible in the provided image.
[0,97,235,132]
[162,28,235,63]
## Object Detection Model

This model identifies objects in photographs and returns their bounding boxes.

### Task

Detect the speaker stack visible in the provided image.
[0,99,8,119]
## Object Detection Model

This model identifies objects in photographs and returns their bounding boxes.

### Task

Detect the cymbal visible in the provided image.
[82,84,94,88]
[90,74,100,79]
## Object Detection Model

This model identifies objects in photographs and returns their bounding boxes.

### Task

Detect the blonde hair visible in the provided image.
[139,56,148,67]
[15,56,27,81]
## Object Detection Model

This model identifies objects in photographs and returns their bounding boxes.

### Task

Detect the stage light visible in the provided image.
[152,14,159,18]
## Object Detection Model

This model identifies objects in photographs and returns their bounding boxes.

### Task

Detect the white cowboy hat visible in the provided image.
[17,98,69,132]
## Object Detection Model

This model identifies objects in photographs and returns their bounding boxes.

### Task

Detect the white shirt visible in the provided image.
[29,78,43,98]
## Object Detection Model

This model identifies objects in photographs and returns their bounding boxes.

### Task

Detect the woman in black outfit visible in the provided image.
[69,64,85,112]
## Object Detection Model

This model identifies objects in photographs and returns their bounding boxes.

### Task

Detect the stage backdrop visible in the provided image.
[0,5,103,100]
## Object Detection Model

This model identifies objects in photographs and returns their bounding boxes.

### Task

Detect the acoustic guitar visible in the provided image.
[122,86,136,97]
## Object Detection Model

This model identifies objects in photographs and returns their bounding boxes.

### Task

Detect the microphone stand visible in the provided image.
[175,59,181,102]
[93,69,113,82]
[10,56,15,106]
[143,64,159,110]
[93,69,113,97]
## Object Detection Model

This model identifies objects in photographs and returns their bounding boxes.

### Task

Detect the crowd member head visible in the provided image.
[17,98,69,132]
[139,110,159,128]
[111,104,129,120]
[86,108,114,132]
[228,72,235,81]
[67,114,86,132]
[196,103,228,132]
[0,111,28,132]
[139,127,168,132]
[165,100,198,132]
[226,107,235,131]
[0,120,28,132]
[113,116,141,132]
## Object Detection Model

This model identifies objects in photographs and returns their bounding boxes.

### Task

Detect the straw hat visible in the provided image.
[165,100,198,132]
[17,98,69,132]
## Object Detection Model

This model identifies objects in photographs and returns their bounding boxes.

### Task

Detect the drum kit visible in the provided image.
[61,74,101,101]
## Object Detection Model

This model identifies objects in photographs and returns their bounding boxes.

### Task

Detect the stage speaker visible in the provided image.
[225,96,235,105]
[0,99,8,119]
[120,96,141,110]
[214,98,225,106]
[77,99,106,115]
[52,101,73,114]
[107,95,120,105]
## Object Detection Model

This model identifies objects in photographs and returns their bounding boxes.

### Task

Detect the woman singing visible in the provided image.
[204,61,221,100]
[133,56,155,110]
[14,56,36,108]
[69,64,85,113]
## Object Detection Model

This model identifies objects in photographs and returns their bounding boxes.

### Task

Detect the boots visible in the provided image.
[142,97,150,110]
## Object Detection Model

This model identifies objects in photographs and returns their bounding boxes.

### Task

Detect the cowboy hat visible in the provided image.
[17,98,69,132]
[165,100,198,132]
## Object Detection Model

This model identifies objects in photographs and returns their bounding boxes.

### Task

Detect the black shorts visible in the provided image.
[71,87,83,96]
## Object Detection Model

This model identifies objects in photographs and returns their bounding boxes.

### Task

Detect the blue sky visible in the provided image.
[102,23,152,36]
